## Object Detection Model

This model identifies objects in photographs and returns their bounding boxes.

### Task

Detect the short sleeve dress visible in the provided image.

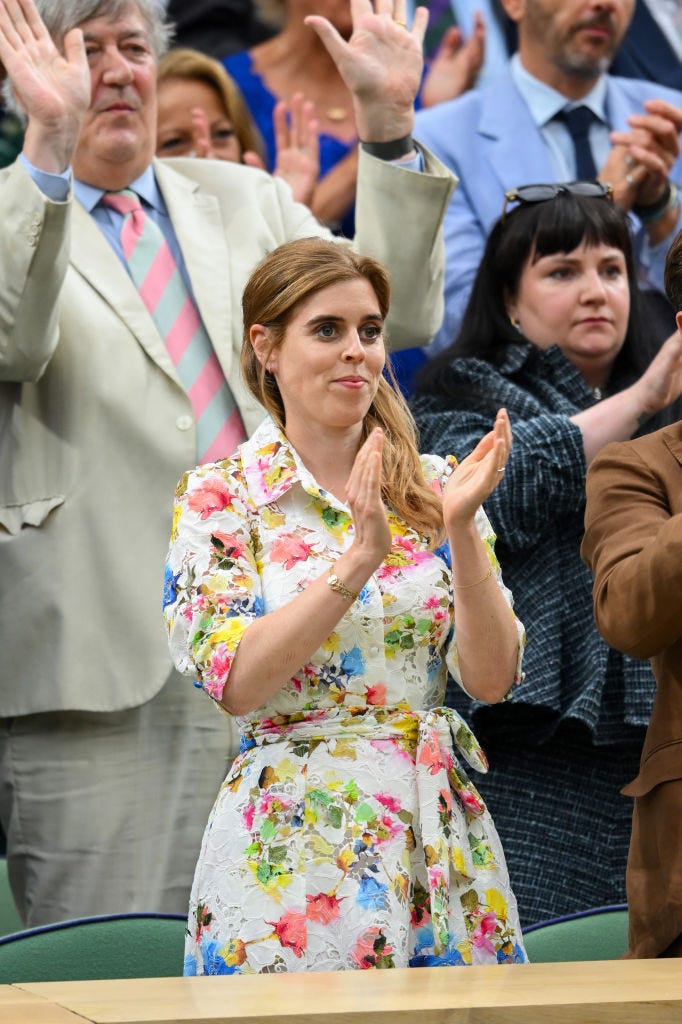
[164,417,527,974]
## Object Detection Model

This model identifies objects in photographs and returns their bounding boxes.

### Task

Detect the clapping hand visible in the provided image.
[443,408,511,529]
[304,0,428,143]
[345,427,392,568]
[605,98,682,212]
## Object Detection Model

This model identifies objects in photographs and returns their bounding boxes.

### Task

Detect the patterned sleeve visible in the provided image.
[163,458,262,704]
[423,454,526,702]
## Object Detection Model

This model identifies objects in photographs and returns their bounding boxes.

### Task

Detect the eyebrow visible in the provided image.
[82,29,150,44]
[305,313,383,327]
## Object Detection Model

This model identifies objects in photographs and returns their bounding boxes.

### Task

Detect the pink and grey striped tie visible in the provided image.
[102,189,245,463]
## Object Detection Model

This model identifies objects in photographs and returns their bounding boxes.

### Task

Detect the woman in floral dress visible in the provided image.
[164,238,527,974]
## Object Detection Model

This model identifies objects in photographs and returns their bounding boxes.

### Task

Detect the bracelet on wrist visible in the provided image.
[453,566,493,590]
[634,182,680,224]
[327,571,359,603]
[359,135,414,161]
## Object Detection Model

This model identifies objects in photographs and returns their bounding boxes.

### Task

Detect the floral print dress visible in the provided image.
[164,417,527,974]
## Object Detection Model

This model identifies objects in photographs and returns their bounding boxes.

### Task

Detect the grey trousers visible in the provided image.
[0,672,238,927]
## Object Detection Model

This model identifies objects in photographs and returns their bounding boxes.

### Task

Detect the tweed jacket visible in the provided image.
[0,149,455,717]
[410,343,656,743]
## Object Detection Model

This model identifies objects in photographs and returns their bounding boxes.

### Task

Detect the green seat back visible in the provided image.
[0,913,187,983]
[523,907,629,963]
[0,858,23,938]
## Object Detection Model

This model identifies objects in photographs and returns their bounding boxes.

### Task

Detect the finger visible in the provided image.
[190,107,212,158]
[411,5,429,44]
[304,15,346,66]
[272,98,291,155]
[242,150,265,169]
[63,26,85,67]
[627,114,680,154]
[643,98,682,131]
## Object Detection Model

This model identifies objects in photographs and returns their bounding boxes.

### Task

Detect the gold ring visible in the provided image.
[394,17,407,27]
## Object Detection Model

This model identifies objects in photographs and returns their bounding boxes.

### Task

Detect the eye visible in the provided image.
[124,42,151,59]
[361,324,383,342]
[548,266,573,280]
[602,263,624,279]
[158,135,192,156]
[316,323,337,339]
[212,127,236,143]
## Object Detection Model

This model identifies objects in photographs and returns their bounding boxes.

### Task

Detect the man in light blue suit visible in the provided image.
[416,0,682,354]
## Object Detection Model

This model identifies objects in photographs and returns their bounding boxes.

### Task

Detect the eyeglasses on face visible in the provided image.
[501,181,614,218]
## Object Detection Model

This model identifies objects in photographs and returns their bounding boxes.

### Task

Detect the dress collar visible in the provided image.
[240,416,349,510]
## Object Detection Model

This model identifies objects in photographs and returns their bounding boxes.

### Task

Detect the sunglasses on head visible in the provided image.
[501,181,614,218]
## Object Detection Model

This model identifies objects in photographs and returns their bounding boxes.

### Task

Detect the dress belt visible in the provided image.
[239,705,490,957]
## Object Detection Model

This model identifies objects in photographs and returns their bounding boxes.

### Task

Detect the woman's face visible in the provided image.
[251,278,386,442]
[156,77,242,162]
[506,240,631,388]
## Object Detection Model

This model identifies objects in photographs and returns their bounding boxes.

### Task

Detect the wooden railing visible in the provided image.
[3,958,682,1024]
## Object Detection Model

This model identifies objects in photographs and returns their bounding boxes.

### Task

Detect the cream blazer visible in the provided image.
[0,148,455,716]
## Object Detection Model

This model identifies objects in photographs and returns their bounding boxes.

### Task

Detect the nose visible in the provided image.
[581,269,608,303]
[341,331,365,361]
[101,46,135,86]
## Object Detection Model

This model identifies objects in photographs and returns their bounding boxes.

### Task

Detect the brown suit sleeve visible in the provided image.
[581,439,682,659]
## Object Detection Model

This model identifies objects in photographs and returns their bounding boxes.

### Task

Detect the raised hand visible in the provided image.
[443,408,511,528]
[304,0,429,142]
[271,94,320,207]
[420,12,485,110]
[345,427,392,568]
[0,0,90,170]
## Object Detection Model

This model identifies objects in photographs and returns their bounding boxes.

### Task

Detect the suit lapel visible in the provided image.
[69,195,181,384]
[154,159,236,387]
[476,70,555,224]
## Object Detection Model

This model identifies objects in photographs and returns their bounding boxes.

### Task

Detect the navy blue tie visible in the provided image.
[557,105,599,180]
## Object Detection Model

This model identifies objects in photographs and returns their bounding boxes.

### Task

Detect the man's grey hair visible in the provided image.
[35,0,173,59]
[4,1,173,119]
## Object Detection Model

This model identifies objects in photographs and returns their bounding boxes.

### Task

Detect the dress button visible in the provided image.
[176,414,193,431]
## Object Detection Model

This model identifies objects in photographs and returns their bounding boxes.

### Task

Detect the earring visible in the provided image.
[510,317,522,333]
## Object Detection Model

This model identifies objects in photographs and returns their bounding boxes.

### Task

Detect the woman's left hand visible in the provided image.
[304,0,428,143]
[443,408,511,528]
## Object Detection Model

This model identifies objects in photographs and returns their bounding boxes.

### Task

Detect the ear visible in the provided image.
[504,288,518,324]
[499,0,524,22]
[250,324,277,373]
[676,311,682,337]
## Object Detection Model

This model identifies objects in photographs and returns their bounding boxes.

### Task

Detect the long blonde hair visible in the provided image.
[241,239,444,544]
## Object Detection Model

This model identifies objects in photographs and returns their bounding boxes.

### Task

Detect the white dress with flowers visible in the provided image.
[164,417,528,974]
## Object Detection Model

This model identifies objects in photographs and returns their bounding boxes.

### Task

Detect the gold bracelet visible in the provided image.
[327,572,359,603]
[453,566,493,589]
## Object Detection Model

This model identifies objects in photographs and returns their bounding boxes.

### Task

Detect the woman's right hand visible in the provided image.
[345,428,392,569]
[634,330,682,416]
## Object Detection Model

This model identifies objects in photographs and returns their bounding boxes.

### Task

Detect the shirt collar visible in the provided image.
[74,164,167,215]
[510,52,608,127]
[240,416,345,509]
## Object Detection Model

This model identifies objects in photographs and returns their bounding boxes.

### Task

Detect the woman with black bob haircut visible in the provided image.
[411,183,682,928]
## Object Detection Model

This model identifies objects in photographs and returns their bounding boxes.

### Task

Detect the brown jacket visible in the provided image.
[582,422,682,958]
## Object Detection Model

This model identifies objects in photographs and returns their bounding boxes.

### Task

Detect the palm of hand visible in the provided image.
[9,33,90,124]
[341,16,423,104]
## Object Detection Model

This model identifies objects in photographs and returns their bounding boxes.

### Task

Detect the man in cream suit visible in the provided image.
[0,0,454,926]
